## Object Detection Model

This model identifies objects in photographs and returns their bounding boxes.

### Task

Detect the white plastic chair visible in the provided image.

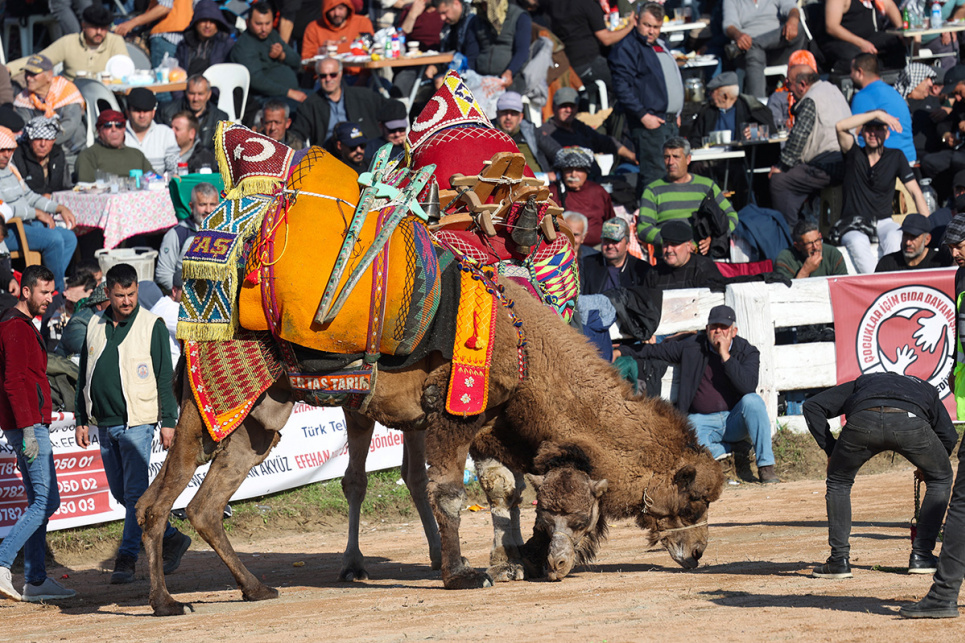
[2,15,59,61]
[125,42,152,70]
[75,78,122,148]
[203,63,250,122]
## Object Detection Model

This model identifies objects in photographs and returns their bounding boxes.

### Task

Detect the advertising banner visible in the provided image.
[828,268,957,417]
[0,403,405,537]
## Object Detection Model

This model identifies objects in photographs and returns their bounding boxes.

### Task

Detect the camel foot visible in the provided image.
[338,566,370,582]
[153,599,188,617]
[443,567,493,589]
[242,584,279,602]
[487,562,524,582]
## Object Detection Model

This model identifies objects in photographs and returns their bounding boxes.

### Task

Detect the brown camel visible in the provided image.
[138,279,723,615]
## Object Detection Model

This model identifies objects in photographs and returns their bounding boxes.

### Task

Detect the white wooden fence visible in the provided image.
[654,277,839,433]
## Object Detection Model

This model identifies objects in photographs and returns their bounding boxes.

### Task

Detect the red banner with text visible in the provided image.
[828,268,957,418]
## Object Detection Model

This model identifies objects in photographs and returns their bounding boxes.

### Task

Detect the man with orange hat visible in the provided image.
[75,110,154,183]
[0,126,77,293]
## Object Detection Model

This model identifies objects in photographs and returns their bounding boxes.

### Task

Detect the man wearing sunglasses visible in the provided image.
[832,108,931,274]
[75,110,154,183]
[331,121,368,175]
[291,56,387,148]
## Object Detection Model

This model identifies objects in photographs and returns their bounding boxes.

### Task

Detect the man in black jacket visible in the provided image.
[159,75,228,152]
[291,57,387,146]
[12,116,71,197]
[643,220,726,291]
[621,304,779,483]
[804,373,957,582]
[688,72,775,150]
[581,218,650,294]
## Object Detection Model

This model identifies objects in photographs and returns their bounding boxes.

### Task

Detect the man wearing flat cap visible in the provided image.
[75,110,154,183]
[7,5,127,81]
[124,87,179,176]
[643,219,725,290]
[833,109,931,274]
[620,304,780,483]
[688,72,775,151]
[13,117,72,197]
[875,213,952,272]
[548,146,615,247]
[364,100,410,165]
[13,55,86,167]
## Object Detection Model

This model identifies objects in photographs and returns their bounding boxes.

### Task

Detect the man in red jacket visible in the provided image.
[0,265,76,602]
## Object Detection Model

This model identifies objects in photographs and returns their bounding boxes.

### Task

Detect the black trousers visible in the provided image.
[826,409,952,562]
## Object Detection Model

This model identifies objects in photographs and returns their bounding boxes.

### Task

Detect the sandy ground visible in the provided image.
[4,464,962,642]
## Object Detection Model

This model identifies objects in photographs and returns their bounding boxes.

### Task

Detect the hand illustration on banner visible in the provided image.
[882,343,918,374]
[913,313,946,353]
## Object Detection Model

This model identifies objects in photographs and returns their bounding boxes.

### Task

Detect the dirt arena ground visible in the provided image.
[4,465,963,641]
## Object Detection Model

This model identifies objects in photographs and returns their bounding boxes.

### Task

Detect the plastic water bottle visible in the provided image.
[931,1,942,29]
[920,178,939,213]
[609,8,620,30]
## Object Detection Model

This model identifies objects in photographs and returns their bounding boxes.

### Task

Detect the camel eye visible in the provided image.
[570,515,590,531]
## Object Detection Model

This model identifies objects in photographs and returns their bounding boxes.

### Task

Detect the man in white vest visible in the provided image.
[74,263,190,584]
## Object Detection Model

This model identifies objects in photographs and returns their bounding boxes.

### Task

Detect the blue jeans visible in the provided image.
[688,393,774,467]
[98,424,174,559]
[826,409,952,562]
[0,424,60,583]
[4,221,77,292]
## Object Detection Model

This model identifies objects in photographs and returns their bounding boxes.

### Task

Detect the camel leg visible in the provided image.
[185,420,281,602]
[339,412,376,581]
[137,394,208,617]
[474,457,525,582]
[425,411,492,589]
[400,430,442,570]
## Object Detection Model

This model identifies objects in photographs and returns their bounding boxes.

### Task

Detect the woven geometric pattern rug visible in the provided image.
[215,121,295,200]
[177,195,274,341]
[184,332,284,441]
[446,265,498,416]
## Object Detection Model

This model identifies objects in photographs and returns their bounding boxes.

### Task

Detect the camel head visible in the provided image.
[523,443,609,581]
[635,449,725,569]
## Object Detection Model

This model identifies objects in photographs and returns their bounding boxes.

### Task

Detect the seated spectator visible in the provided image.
[770,65,851,228]
[171,111,217,172]
[775,220,848,279]
[7,5,127,81]
[581,217,650,294]
[539,0,635,96]
[463,1,532,92]
[875,213,953,271]
[364,100,408,164]
[56,283,110,358]
[493,91,553,174]
[393,0,445,95]
[156,182,220,291]
[75,110,154,182]
[114,0,194,68]
[229,2,306,108]
[303,0,375,60]
[0,126,77,292]
[149,274,183,364]
[13,117,72,197]
[833,109,930,274]
[124,88,179,175]
[766,50,820,131]
[291,57,387,146]
[13,55,86,166]
[538,87,636,169]
[159,75,228,151]
[637,137,738,259]
[174,0,235,77]
[689,72,775,150]
[563,210,599,275]
[435,0,475,63]
[257,100,306,150]
[921,69,965,195]
[822,0,904,74]
[723,0,805,98]
[850,53,916,164]
[548,146,615,247]
[329,122,368,175]
[643,220,725,290]
[898,63,943,159]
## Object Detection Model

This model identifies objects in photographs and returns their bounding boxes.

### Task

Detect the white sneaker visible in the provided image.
[0,567,21,601]
[22,577,76,602]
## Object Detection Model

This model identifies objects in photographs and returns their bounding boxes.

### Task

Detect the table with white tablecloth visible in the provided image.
[52,189,177,248]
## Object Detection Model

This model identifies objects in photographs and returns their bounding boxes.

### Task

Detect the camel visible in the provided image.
[138,278,723,615]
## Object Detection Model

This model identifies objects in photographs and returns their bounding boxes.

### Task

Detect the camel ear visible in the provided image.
[591,479,609,498]
[673,465,697,491]
[526,473,545,490]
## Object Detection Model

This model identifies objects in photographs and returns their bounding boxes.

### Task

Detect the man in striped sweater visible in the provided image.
[637,137,738,259]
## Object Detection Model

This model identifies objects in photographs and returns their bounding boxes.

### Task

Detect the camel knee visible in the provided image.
[475,459,522,511]
[429,481,465,521]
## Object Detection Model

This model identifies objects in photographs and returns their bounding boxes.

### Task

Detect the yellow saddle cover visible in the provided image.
[239,147,440,356]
